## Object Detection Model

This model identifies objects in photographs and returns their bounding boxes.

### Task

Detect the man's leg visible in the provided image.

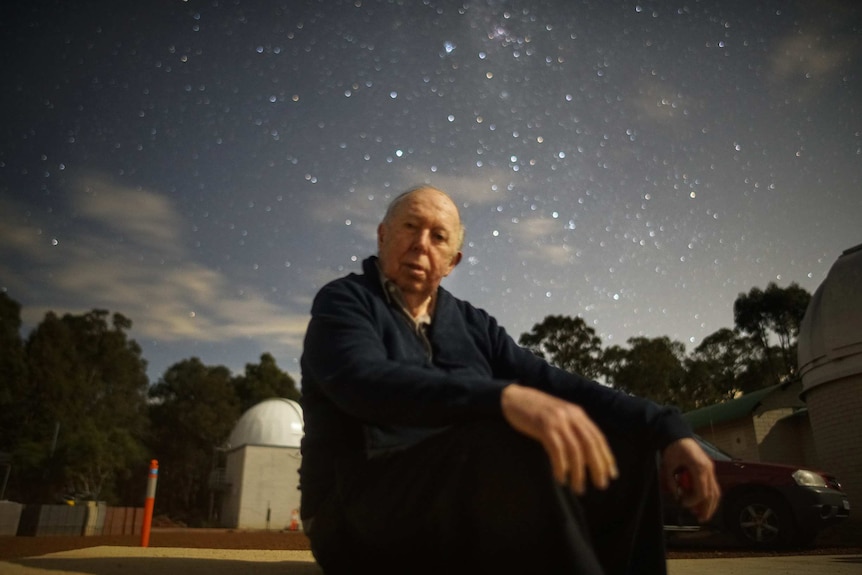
[307,420,607,574]
[449,421,607,574]
[578,432,668,575]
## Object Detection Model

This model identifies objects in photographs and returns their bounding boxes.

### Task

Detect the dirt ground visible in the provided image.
[1,522,860,562]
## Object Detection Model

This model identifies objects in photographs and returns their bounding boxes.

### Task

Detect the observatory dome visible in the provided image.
[228,398,304,449]
[798,243,862,391]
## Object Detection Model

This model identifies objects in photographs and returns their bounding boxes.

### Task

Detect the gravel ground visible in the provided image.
[1,522,859,562]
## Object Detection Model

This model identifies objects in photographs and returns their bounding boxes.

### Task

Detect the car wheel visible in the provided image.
[728,492,795,548]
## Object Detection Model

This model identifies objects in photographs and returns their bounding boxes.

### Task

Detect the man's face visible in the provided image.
[377,188,463,299]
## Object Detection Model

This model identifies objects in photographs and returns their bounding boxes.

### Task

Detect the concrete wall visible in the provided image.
[221,445,302,530]
[0,501,23,536]
[0,503,139,537]
[16,504,87,536]
[221,447,246,528]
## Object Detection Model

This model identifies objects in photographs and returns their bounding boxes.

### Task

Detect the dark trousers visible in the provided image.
[306,421,667,575]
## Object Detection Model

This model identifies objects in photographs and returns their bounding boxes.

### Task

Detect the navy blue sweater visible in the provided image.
[299,256,691,517]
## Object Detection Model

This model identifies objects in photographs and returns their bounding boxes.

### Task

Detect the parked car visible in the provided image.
[663,436,850,548]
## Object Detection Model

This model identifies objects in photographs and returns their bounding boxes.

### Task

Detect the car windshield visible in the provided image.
[694,435,734,461]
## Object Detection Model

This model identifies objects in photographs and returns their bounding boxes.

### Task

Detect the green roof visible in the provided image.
[683,383,783,430]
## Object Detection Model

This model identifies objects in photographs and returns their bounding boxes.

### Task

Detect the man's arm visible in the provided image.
[660,438,721,522]
[484,319,693,452]
[485,319,715,498]
[501,384,721,518]
[501,383,618,494]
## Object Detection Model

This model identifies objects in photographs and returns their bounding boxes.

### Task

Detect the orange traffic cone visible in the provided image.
[289,508,300,531]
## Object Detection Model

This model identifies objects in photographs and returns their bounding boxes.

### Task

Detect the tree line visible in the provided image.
[0,292,299,526]
[519,282,811,410]
[0,281,809,524]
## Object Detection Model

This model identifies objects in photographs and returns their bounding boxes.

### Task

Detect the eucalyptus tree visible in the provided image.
[733,282,811,385]
[0,292,27,487]
[232,352,300,413]
[148,358,240,523]
[683,328,756,407]
[518,314,604,380]
[601,336,690,409]
[17,309,149,503]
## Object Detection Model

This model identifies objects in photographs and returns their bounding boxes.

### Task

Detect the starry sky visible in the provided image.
[2,0,860,385]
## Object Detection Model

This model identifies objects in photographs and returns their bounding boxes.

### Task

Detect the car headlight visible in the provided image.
[792,469,829,487]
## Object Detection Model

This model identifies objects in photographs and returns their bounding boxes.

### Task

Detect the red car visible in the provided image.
[663,436,850,548]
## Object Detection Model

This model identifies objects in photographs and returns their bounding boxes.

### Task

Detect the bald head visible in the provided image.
[382,185,465,249]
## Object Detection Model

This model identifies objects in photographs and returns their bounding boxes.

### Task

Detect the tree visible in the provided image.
[733,282,811,386]
[148,358,240,524]
[0,293,27,454]
[15,309,149,503]
[233,352,300,413]
[518,315,604,380]
[601,336,689,409]
[683,328,755,407]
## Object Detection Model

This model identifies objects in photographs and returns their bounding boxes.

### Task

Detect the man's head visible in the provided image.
[377,185,463,300]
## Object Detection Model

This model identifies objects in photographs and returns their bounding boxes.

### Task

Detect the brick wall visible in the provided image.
[694,407,817,468]
[757,411,813,467]
[694,419,759,461]
[805,374,862,519]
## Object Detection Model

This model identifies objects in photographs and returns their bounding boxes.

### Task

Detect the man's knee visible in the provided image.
[444,420,551,478]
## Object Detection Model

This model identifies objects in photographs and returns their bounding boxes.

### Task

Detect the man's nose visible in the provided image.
[411,229,431,251]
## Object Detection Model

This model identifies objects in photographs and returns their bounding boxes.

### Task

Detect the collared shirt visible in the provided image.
[376,260,433,358]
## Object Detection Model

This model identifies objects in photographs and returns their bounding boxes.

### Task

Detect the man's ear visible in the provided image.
[449,251,463,270]
[377,223,385,249]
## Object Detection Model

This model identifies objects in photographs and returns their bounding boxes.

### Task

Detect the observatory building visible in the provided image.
[220,398,304,530]
[798,244,862,517]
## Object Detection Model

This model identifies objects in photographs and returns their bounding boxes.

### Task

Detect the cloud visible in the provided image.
[766,5,860,103]
[423,169,518,208]
[74,174,183,251]
[10,173,309,352]
[767,32,850,102]
[0,199,41,256]
[626,76,698,134]
[509,216,559,243]
[0,197,47,272]
[506,216,575,267]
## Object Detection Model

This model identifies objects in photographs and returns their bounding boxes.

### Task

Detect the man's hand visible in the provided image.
[501,384,618,494]
[661,438,721,523]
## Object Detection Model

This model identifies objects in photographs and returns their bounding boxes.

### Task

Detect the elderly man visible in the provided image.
[299,185,719,574]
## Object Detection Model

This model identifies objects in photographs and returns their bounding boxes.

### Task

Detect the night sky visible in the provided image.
[2,0,860,384]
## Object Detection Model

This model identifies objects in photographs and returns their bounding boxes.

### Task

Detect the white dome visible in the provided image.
[798,244,862,391]
[228,398,304,448]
